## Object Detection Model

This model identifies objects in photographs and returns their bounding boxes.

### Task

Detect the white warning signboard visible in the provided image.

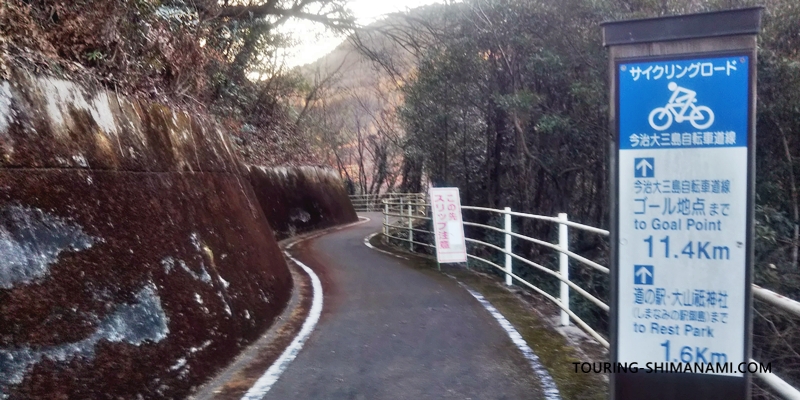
[430,187,467,263]
[616,55,750,375]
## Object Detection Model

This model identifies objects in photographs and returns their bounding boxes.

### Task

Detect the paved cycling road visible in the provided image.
[266,213,545,399]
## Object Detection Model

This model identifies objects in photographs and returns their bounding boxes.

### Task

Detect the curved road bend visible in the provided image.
[267,213,546,399]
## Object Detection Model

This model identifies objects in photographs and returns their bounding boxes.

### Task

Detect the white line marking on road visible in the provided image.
[363,232,378,249]
[241,253,323,400]
[459,283,562,400]
[241,216,371,399]
[363,232,409,260]
[360,224,557,397]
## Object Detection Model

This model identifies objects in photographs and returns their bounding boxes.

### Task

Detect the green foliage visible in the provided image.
[534,115,572,136]
[85,50,104,62]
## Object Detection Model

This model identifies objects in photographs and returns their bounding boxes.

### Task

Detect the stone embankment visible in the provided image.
[0,67,355,398]
[249,165,358,240]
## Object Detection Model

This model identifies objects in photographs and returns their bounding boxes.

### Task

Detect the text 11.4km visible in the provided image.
[643,236,730,260]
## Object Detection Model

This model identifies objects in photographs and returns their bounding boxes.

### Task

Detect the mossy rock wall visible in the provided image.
[249,165,358,240]
[0,69,292,398]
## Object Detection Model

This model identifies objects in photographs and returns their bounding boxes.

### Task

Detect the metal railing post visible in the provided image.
[399,197,404,234]
[408,205,413,251]
[504,207,512,286]
[383,200,388,236]
[558,213,569,326]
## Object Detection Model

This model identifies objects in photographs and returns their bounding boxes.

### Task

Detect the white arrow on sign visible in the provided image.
[635,266,652,283]
[636,159,653,176]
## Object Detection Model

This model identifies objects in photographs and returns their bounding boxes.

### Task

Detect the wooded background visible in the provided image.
[333,1,800,397]
[2,0,799,397]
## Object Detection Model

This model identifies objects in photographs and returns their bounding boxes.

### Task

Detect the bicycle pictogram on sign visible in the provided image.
[648,82,715,131]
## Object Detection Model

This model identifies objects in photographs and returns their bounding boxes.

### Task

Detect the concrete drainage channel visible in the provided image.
[191,217,369,400]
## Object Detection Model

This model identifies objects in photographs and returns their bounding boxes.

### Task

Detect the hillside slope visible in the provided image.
[292,5,447,192]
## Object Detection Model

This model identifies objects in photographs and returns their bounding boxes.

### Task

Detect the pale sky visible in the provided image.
[278,0,448,68]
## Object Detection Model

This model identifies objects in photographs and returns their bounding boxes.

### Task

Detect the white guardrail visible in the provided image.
[349,193,800,400]
[348,193,426,212]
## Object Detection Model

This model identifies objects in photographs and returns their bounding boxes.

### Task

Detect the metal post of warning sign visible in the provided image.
[603,8,762,400]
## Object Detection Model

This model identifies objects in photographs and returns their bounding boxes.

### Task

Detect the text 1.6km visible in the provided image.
[661,340,728,364]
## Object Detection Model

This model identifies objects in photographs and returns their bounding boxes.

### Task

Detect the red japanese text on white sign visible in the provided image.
[430,187,467,263]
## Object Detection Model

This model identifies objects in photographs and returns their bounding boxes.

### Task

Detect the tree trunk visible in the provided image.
[778,122,800,269]
[228,21,270,83]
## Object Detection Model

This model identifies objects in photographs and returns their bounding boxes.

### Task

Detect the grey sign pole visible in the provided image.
[603,8,762,400]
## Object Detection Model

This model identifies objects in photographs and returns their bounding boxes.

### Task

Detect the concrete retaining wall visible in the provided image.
[249,165,358,240]
[0,69,292,398]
